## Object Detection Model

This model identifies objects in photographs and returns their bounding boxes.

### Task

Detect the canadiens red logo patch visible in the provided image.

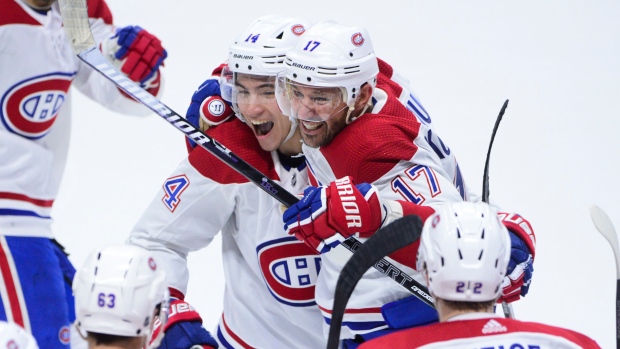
[1,73,73,139]
[257,237,320,307]
[291,24,306,36]
[58,326,71,344]
[351,32,365,47]
[148,257,157,270]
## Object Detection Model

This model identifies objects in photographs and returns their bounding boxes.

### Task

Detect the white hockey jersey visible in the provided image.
[0,0,151,238]
[358,313,601,349]
[129,120,327,349]
[303,61,467,339]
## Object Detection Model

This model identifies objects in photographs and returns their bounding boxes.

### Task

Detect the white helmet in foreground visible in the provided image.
[0,321,39,349]
[73,244,169,348]
[220,15,311,123]
[417,202,511,302]
[275,20,379,123]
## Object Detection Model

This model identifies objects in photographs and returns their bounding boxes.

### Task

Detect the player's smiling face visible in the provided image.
[235,74,293,152]
[290,84,348,148]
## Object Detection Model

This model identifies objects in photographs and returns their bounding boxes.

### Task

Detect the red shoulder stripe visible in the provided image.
[86,0,112,25]
[0,0,40,26]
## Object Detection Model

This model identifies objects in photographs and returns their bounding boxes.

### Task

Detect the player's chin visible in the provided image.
[256,133,282,152]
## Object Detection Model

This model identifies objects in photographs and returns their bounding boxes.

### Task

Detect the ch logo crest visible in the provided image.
[257,237,321,307]
[1,73,73,139]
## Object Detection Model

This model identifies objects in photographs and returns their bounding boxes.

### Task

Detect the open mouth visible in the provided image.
[301,120,323,132]
[251,120,275,136]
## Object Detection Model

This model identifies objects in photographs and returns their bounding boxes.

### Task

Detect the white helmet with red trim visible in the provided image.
[219,15,311,137]
[73,244,169,348]
[0,321,39,349]
[275,20,379,122]
[417,202,511,302]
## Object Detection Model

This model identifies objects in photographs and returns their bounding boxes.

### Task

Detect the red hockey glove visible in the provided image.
[101,26,167,94]
[497,212,536,303]
[283,176,383,253]
[151,297,218,349]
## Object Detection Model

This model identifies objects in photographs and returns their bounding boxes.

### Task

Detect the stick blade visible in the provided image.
[589,205,620,278]
[58,0,96,53]
[326,215,424,349]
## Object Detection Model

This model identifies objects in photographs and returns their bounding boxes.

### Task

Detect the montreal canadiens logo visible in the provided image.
[58,326,71,344]
[257,237,320,307]
[351,32,365,47]
[148,257,157,270]
[291,24,306,36]
[1,73,72,139]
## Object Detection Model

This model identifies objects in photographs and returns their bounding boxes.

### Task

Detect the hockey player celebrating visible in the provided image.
[128,16,329,349]
[0,0,167,347]
[358,202,599,349]
[72,244,217,349]
[277,21,536,347]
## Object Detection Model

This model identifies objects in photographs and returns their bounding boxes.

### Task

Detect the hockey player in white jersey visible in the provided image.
[278,21,536,347]
[72,244,214,349]
[128,16,328,349]
[0,0,166,347]
[359,202,598,349]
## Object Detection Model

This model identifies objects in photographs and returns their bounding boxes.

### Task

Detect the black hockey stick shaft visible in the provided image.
[57,0,435,306]
[481,99,514,319]
[327,216,424,349]
[482,99,508,203]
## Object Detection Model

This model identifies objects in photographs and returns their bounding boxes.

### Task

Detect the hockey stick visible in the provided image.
[589,205,620,349]
[57,0,434,305]
[481,99,514,319]
[326,215,424,349]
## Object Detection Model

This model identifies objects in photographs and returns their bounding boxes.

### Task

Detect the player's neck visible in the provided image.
[21,0,54,10]
[278,127,303,156]
[436,299,494,322]
[88,336,144,349]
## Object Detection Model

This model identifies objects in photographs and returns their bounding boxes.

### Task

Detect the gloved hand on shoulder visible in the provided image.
[497,212,536,303]
[152,294,218,349]
[101,25,167,94]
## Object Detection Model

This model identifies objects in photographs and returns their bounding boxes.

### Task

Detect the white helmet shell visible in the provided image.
[282,20,379,106]
[73,244,169,348]
[0,321,39,349]
[417,202,511,302]
[227,15,311,76]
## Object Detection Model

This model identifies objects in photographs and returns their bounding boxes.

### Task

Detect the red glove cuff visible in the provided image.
[498,212,536,259]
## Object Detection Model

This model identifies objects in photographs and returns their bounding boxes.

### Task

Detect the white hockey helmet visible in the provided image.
[275,20,379,122]
[0,321,39,349]
[73,244,169,348]
[220,15,311,111]
[417,202,511,302]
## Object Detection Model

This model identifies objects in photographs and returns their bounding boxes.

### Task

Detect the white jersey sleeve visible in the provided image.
[128,157,236,294]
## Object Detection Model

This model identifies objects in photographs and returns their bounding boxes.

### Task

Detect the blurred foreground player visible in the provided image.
[359,202,599,349]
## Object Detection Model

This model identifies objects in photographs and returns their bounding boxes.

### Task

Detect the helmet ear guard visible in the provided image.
[416,202,511,303]
[73,244,169,348]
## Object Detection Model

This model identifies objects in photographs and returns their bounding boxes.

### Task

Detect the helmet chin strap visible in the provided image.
[345,100,373,124]
[283,117,298,143]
